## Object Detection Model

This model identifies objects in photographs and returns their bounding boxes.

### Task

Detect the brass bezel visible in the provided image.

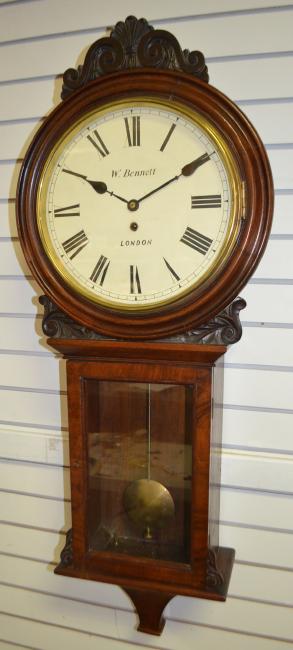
[37,97,243,312]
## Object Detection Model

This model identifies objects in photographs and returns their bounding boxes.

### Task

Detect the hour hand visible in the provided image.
[88,180,128,204]
[62,169,128,204]
[87,180,108,194]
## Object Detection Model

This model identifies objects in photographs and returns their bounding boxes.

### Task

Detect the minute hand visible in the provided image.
[137,153,210,204]
[181,153,210,177]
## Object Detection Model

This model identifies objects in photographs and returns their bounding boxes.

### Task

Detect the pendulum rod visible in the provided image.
[147,383,151,481]
[123,382,175,539]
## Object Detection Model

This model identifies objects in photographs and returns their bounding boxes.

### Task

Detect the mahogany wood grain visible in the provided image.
[48,338,226,363]
[53,341,233,634]
[16,17,262,634]
[17,67,273,340]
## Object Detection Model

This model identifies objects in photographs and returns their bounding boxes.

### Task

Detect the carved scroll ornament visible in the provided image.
[62,15,208,99]
[40,295,245,346]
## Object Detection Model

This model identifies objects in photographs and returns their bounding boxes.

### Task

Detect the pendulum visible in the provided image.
[123,383,175,539]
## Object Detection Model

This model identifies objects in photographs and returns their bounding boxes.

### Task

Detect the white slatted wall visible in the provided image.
[0,1,293,648]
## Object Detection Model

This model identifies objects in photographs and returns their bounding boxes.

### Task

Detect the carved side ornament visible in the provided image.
[39,295,104,340]
[167,297,246,345]
[40,295,245,345]
[206,548,224,587]
[62,15,208,99]
[59,529,73,568]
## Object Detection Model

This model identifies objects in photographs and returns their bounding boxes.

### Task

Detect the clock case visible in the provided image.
[16,16,273,636]
[17,17,273,341]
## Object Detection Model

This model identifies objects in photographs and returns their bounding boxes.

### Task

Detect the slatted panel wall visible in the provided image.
[0,1,293,648]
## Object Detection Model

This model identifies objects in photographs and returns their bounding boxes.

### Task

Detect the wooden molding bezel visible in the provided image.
[17,67,273,340]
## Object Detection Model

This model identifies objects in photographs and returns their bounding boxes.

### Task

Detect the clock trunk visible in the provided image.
[51,339,234,635]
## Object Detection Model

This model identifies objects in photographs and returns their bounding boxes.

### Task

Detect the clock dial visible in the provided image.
[37,99,241,310]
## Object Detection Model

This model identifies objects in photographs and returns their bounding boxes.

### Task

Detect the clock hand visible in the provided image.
[91,180,129,204]
[136,153,210,204]
[62,169,128,204]
[181,152,210,176]
[136,174,180,203]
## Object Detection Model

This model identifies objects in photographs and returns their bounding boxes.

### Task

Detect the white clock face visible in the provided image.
[38,99,240,310]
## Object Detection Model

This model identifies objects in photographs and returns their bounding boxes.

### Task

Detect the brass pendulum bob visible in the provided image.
[123,384,175,539]
[123,477,175,539]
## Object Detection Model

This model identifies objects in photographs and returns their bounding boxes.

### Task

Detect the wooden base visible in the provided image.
[55,546,235,635]
[123,588,173,635]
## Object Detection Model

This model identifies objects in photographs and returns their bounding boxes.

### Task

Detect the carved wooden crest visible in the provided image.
[62,15,209,99]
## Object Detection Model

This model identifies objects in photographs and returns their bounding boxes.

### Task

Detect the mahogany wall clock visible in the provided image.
[16,16,273,635]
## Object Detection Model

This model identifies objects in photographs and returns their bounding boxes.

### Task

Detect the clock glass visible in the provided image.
[37,98,242,311]
[86,378,192,563]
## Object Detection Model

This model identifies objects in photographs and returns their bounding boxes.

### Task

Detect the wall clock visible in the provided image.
[16,16,273,635]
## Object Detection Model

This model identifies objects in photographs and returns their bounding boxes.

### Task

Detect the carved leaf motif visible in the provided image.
[206,548,224,587]
[40,295,245,345]
[113,15,153,64]
[59,529,73,568]
[62,15,208,99]
[165,298,246,345]
[138,29,208,78]
[39,295,104,340]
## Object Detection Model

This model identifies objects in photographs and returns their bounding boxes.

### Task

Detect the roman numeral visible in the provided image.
[163,257,180,282]
[124,116,140,146]
[87,130,110,157]
[180,227,212,255]
[62,230,88,260]
[130,265,142,294]
[54,203,80,218]
[90,255,110,285]
[160,123,176,152]
[191,194,222,209]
